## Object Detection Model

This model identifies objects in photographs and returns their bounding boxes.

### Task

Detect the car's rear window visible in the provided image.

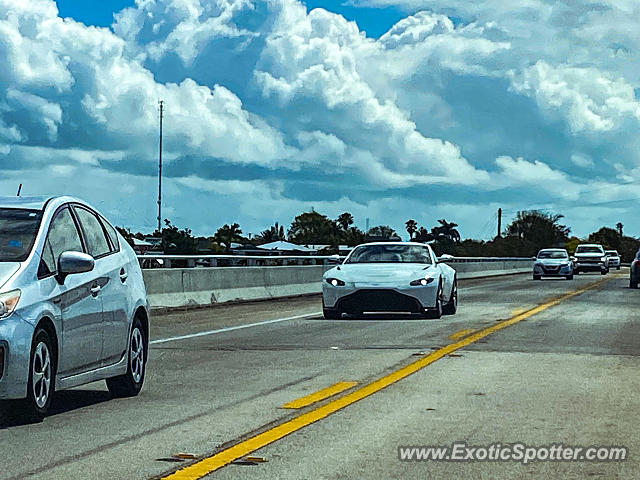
[0,208,43,262]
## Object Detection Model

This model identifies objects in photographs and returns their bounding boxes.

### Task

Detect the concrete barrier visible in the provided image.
[143,260,532,309]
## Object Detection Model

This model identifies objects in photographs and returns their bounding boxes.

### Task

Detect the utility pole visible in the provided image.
[157,100,164,233]
[497,208,502,238]
[16,184,22,196]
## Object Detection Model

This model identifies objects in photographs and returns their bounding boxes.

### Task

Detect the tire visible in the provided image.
[617,266,621,270]
[24,327,56,421]
[601,269,608,275]
[442,279,457,315]
[630,277,638,289]
[533,275,541,280]
[425,282,443,319]
[566,274,573,280]
[323,308,342,319]
[106,317,146,398]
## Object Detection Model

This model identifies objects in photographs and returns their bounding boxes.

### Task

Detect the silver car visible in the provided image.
[533,248,574,280]
[0,196,149,419]
[605,250,621,270]
[322,242,457,319]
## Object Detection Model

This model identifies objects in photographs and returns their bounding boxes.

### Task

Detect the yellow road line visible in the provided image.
[448,328,476,340]
[281,382,358,409]
[160,277,609,480]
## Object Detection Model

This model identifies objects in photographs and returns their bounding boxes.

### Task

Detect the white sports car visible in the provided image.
[322,242,457,319]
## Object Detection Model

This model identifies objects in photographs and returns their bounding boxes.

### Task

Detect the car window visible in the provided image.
[74,207,111,258]
[41,207,84,275]
[538,251,568,259]
[576,246,603,254]
[0,208,43,262]
[100,216,120,252]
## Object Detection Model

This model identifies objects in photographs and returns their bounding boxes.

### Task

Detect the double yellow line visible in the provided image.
[161,277,609,479]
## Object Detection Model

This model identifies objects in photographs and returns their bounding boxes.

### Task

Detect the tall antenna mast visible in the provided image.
[157,100,164,232]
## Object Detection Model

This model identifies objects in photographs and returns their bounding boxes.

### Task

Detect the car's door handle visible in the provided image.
[90,285,101,296]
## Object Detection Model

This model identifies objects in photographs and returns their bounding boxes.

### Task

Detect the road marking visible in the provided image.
[510,307,528,316]
[159,277,609,480]
[281,382,358,409]
[448,328,476,340]
[150,312,322,345]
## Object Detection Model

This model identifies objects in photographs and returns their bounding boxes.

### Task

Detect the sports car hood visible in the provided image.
[0,262,20,290]
[327,263,436,283]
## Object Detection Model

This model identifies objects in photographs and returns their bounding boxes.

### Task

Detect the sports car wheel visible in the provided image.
[425,282,443,319]
[442,279,457,315]
[323,308,342,319]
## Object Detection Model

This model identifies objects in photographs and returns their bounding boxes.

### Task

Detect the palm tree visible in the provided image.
[337,212,354,231]
[405,219,418,240]
[214,223,243,250]
[434,219,461,243]
[616,222,624,236]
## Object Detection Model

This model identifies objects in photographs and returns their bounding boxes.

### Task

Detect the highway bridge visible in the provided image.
[1,270,638,479]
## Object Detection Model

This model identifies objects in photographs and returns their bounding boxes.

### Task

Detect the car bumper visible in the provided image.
[574,262,606,272]
[608,260,620,267]
[533,265,573,276]
[322,282,438,313]
[0,312,34,400]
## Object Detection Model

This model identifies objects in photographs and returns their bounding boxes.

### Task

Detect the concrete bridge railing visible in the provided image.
[141,257,533,309]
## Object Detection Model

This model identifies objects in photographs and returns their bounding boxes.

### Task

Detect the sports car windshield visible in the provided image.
[0,208,43,262]
[345,245,432,264]
[538,251,568,259]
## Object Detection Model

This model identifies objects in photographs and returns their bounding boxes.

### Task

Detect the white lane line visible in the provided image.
[150,312,322,345]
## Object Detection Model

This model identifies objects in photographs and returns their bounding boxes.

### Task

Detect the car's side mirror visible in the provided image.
[438,254,454,263]
[328,254,341,264]
[57,251,95,283]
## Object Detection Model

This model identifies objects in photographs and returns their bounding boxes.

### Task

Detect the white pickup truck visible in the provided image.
[573,244,609,275]
[605,250,621,270]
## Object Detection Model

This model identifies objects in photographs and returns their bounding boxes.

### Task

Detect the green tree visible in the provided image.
[431,219,461,243]
[256,222,286,244]
[587,227,620,250]
[336,212,354,231]
[366,225,398,241]
[214,223,243,250]
[288,211,338,244]
[405,219,418,240]
[157,219,197,254]
[505,210,570,252]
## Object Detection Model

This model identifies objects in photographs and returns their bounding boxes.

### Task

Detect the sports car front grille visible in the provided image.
[337,289,423,314]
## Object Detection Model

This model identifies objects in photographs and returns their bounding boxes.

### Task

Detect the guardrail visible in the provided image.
[136,254,534,269]
[136,254,343,268]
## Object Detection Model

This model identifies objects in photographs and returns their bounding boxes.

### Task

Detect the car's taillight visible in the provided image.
[633,260,640,267]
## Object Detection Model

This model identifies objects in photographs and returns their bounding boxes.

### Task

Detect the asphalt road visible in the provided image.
[1,270,638,479]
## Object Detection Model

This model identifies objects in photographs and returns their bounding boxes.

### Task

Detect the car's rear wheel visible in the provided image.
[24,328,56,421]
[106,317,146,397]
[601,268,608,275]
[322,308,342,319]
[630,277,638,289]
[442,279,457,315]
[425,282,443,319]
[533,274,541,280]
[566,274,574,280]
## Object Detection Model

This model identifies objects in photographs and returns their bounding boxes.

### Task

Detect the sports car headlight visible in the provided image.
[410,277,435,286]
[0,289,21,320]
[325,278,345,287]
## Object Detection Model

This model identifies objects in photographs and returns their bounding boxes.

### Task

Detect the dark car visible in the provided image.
[631,249,640,289]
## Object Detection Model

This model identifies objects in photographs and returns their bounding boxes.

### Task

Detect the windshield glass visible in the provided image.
[605,251,618,256]
[0,208,43,262]
[345,244,432,264]
[575,246,603,254]
[538,250,568,259]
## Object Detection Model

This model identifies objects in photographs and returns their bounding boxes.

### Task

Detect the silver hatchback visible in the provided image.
[0,196,149,419]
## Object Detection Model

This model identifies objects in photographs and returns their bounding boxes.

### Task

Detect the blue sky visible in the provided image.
[3,0,640,240]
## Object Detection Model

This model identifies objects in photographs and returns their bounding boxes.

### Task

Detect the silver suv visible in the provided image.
[0,196,148,419]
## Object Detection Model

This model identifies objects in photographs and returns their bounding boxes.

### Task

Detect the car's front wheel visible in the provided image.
[425,282,443,319]
[442,279,457,315]
[322,308,342,319]
[533,274,541,280]
[25,327,56,421]
[106,317,146,397]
